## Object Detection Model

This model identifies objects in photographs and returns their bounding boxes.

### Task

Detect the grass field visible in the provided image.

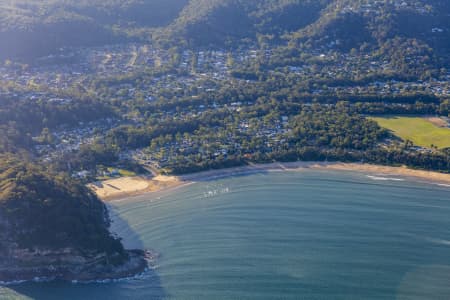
[371,116,450,149]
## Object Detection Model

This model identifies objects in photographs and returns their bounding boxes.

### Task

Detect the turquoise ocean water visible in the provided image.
[2,169,450,299]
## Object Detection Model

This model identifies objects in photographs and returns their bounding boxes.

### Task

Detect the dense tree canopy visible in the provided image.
[0,154,126,260]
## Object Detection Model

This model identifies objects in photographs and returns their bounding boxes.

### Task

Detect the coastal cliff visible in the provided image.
[0,155,148,283]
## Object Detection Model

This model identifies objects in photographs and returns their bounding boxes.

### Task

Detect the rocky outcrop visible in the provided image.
[0,248,150,283]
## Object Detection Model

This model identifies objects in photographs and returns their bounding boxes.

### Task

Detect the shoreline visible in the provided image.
[92,162,450,202]
[179,161,450,186]
[0,249,152,285]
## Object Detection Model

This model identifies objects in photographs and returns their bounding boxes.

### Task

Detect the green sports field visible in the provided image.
[370,116,450,149]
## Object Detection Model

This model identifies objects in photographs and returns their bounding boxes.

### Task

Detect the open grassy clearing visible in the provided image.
[370,116,450,149]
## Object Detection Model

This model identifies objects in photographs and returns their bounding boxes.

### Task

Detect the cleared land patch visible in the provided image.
[427,117,449,127]
[371,116,450,149]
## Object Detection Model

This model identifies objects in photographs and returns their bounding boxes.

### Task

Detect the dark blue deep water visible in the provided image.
[2,170,450,299]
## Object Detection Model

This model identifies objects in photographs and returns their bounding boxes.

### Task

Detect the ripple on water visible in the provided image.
[6,170,450,300]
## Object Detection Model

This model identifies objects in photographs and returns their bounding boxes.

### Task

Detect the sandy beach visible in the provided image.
[88,175,185,201]
[89,162,450,201]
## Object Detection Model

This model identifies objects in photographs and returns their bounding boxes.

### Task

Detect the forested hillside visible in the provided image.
[0,154,124,255]
[158,0,330,46]
[287,0,450,52]
[1,0,449,61]
[156,0,450,56]
[0,0,188,60]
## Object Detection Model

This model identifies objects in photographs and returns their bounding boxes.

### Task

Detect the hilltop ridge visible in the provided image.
[1,0,449,61]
